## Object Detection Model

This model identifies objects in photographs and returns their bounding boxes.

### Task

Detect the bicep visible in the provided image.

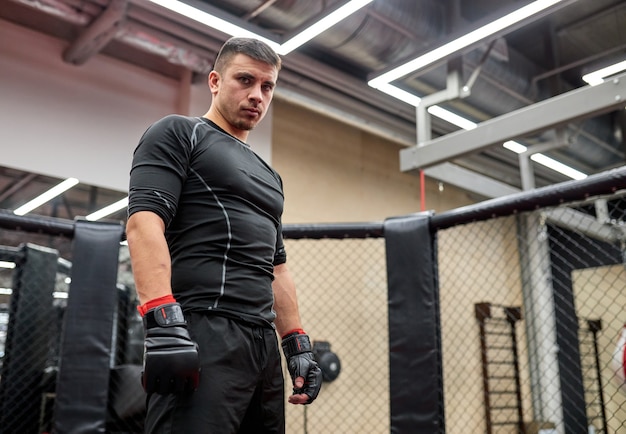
[128,118,190,225]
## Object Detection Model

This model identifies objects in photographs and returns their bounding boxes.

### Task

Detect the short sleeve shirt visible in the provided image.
[128,115,286,326]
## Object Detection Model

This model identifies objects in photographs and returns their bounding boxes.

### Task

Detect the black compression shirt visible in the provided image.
[128,115,287,327]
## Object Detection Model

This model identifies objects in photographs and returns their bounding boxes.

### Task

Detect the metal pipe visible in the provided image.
[431,166,626,230]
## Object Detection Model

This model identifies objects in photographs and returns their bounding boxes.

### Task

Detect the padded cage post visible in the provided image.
[384,213,445,434]
[52,219,124,434]
[0,243,58,434]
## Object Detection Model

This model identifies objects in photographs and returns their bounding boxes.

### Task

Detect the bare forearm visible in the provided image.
[272,263,303,337]
[126,211,172,304]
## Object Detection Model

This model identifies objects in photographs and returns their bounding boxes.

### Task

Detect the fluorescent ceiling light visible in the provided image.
[375,83,423,107]
[503,140,587,179]
[503,140,528,154]
[147,0,372,55]
[279,0,373,54]
[428,106,478,130]
[374,84,480,130]
[530,153,587,180]
[85,196,129,221]
[147,0,279,50]
[369,0,568,89]
[582,60,626,86]
[370,0,575,158]
[13,177,79,216]
[0,261,15,269]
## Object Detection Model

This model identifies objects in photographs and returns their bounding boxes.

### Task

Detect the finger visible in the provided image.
[294,376,305,389]
[288,393,310,405]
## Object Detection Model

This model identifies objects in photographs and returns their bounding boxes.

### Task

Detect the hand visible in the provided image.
[142,302,200,394]
[281,333,322,404]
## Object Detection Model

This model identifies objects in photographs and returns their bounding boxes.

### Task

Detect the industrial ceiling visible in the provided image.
[1,0,626,222]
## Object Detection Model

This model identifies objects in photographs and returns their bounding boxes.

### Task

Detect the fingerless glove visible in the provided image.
[282,332,322,403]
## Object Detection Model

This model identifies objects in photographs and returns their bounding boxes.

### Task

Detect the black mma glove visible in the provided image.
[142,302,200,394]
[281,332,323,404]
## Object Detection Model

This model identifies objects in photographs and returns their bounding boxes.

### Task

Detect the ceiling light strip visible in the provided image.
[368,0,568,88]
[147,0,280,50]
[375,83,423,107]
[427,106,478,130]
[582,59,626,86]
[503,140,528,154]
[85,196,129,221]
[278,0,373,54]
[13,178,79,216]
[530,154,587,180]
[147,0,372,55]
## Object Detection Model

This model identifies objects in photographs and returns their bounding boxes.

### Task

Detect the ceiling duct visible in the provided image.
[204,0,622,174]
[9,0,624,177]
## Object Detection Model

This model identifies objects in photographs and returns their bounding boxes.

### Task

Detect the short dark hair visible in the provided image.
[213,37,282,73]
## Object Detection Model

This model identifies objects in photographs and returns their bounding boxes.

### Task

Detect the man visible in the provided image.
[126,37,322,433]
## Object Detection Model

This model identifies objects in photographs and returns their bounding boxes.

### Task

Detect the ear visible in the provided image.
[208,71,220,93]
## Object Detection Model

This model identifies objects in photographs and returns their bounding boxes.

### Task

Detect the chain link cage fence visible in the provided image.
[0,214,390,434]
[281,235,389,434]
[436,187,626,434]
[0,229,73,434]
[0,167,624,434]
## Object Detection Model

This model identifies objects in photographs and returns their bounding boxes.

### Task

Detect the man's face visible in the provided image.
[209,53,278,140]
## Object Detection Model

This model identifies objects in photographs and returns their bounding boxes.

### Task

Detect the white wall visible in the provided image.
[0,20,179,191]
[0,19,272,193]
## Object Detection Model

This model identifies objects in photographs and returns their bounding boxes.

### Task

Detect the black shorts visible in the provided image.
[144,313,285,434]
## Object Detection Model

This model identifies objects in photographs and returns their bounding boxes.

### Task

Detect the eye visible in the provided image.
[239,76,251,84]
[262,84,274,92]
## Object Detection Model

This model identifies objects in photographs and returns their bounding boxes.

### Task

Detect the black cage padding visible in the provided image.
[52,219,124,434]
[385,213,445,433]
[0,243,58,433]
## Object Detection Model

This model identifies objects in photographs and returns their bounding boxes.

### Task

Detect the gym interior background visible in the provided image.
[1,1,626,433]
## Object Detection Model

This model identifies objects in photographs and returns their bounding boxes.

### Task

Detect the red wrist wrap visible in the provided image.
[137,294,177,317]
[281,328,306,340]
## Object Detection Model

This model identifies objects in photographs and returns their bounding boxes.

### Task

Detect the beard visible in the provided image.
[214,99,264,134]
[232,118,255,131]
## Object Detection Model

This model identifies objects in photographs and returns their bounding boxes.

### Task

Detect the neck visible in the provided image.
[203,110,249,142]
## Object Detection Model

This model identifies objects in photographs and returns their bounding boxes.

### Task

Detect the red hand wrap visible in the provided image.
[137,294,177,317]
[282,328,306,340]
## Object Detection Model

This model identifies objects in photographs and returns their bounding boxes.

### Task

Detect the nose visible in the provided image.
[248,84,263,104]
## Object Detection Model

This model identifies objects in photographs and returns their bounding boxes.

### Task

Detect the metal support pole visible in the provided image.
[517,213,564,432]
[417,58,467,145]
